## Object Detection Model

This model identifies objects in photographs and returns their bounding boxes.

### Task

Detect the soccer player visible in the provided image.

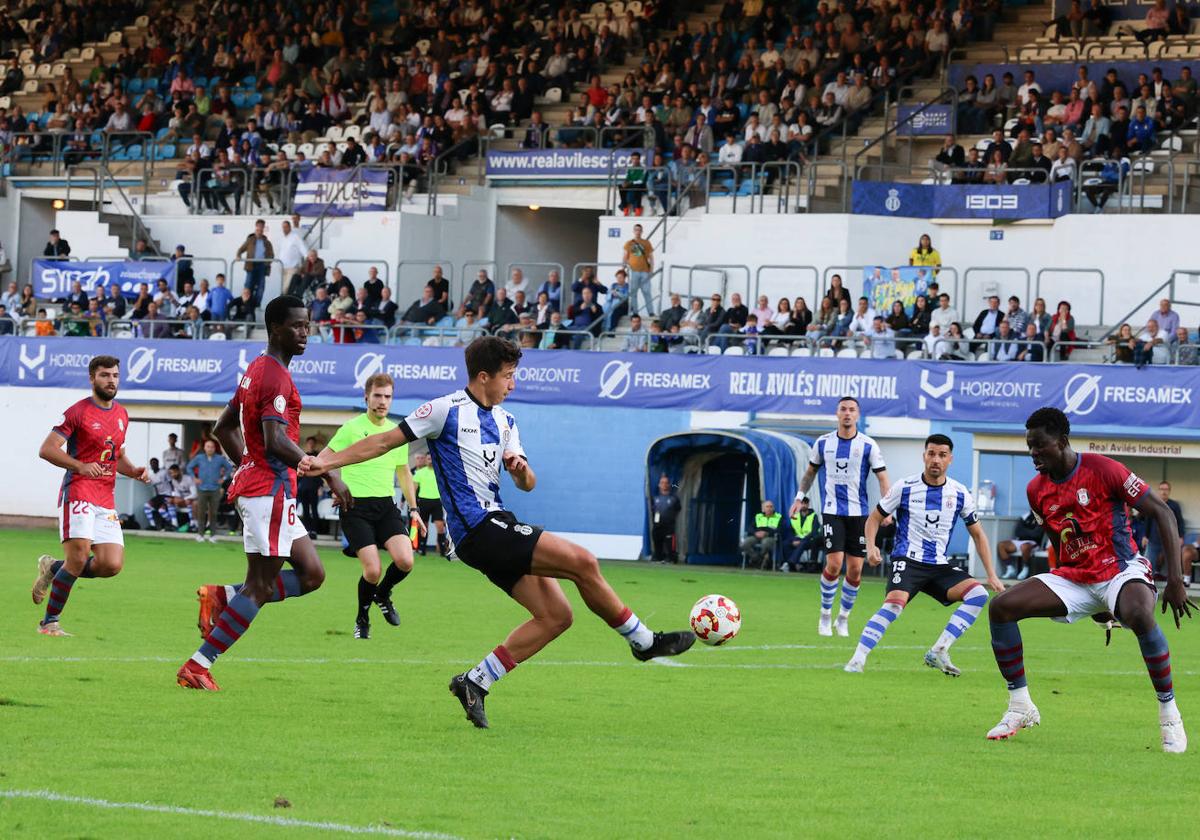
[30,355,152,635]
[790,397,890,637]
[844,434,1004,674]
[321,372,425,639]
[177,295,351,691]
[412,453,448,556]
[986,407,1196,752]
[300,336,695,729]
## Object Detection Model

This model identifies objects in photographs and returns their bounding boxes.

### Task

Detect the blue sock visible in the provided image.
[990,620,1027,690]
[193,592,261,668]
[1137,626,1175,703]
[839,580,860,616]
[819,572,838,612]
[934,585,988,651]
[852,602,903,660]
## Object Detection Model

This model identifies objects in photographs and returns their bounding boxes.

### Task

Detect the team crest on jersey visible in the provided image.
[415,402,433,419]
[1077,488,1090,506]
[273,394,287,413]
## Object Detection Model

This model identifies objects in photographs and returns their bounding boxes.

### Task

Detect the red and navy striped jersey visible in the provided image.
[1027,453,1148,584]
[52,397,128,509]
[227,354,300,500]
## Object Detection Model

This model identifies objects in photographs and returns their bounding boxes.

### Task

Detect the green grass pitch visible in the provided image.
[0,527,1196,839]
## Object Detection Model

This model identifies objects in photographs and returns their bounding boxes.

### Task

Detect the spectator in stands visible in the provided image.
[177,279,198,312]
[991,320,1023,361]
[483,287,518,335]
[1177,328,1198,364]
[1136,0,1171,44]
[459,269,495,318]
[569,286,603,348]
[309,286,332,324]
[866,316,897,359]
[1151,298,1181,342]
[228,287,257,326]
[1028,142,1052,183]
[1107,105,1131,158]
[604,270,631,331]
[505,268,530,300]
[153,278,178,318]
[847,296,877,336]
[938,322,971,360]
[0,282,19,313]
[713,292,749,346]
[235,219,274,309]
[1050,146,1076,183]
[374,288,397,328]
[1048,300,1078,359]
[934,135,964,175]
[538,271,563,311]
[1030,297,1052,336]
[826,278,852,311]
[623,224,655,319]
[1001,297,1028,337]
[1127,105,1156,155]
[278,220,305,298]
[972,295,1003,345]
[1134,319,1169,367]
[1079,103,1111,157]
[909,233,941,270]
[0,304,14,335]
[1109,323,1137,364]
[138,301,172,340]
[206,274,233,322]
[983,148,1007,184]
[619,152,648,216]
[43,229,70,258]
[571,268,608,311]
[425,266,449,310]
[66,280,89,312]
[740,500,781,569]
[622,314,650,352]
[294,251,326,300]
[34,308,55,336]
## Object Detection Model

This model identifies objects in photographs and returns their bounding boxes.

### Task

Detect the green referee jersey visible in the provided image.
[328,413,409,498]
[413,465,440,500]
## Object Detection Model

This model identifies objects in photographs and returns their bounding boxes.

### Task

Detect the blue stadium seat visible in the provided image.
[193,76,208,89]
[241,75,257,87]
[128,78,144,95]
[156,143,176,160]
[231,92,247,108]
[155,127,171,140]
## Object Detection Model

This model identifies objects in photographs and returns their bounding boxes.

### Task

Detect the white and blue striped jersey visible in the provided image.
[809,431,886,517]
[878,474,978,566]
[400,390,527,544]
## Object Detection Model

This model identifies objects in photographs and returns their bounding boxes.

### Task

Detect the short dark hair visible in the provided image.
[924,433,954,451]
[264,294,305,329]
[465,335,522,379]
[837,396,860,407]
[89,355,120,376]
[1026,406,1070,439]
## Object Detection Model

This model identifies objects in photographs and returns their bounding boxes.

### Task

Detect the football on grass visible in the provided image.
[690,594,741,646]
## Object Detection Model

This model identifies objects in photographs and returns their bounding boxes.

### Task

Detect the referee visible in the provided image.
[322,372,424,639]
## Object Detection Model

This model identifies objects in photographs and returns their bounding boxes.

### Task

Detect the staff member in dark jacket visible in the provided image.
[651,475,682,564]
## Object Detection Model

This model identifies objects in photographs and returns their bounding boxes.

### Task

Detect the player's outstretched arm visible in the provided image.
[503,452,535,491]
[213,403,243,467]
[115,451,152,483]
[790,463,819,518]
[864,507,884,567]
[967,521,1005,592]
[1135,491,1197,627]
[303,426,412,476]
[38,431,101,477]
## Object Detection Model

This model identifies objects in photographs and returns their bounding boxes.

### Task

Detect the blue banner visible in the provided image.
[293,168,388,217]
[853,181,1072,219]
[486,148,649,179]
[2,337,1198,430]
[862,266,933,317]
[896,104,955,136]
[32,259,176,299]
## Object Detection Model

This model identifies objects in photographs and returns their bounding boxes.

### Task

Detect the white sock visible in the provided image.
[467,647,515,691]
[190,652,213,669]
[614,608,654,651]
[1160,698,1181,720]
[224,585,237,601]
[1008,685,1033,708]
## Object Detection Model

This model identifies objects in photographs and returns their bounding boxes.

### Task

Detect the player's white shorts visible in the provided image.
[237,494,308,557]
[1010,539,1038,551]
[59,500,124,545]
[1035,557,1155,623]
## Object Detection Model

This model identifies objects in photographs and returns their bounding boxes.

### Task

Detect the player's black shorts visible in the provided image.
[822,515,867,556]
[453,510,543,595]
[887,559,973,606]
[417,497,444,524]
[340,496,407,557]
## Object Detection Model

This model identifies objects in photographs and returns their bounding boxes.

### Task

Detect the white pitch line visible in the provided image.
[0,653,1188,677]
[0,790,461,839]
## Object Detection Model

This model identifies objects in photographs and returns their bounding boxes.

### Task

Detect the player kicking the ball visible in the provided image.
[986,407,1196,752]
[791,397,890,637]
[31,355,152,635]
[301,336,695,729]
[844,434,1004,674]
[177,296,351,690]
